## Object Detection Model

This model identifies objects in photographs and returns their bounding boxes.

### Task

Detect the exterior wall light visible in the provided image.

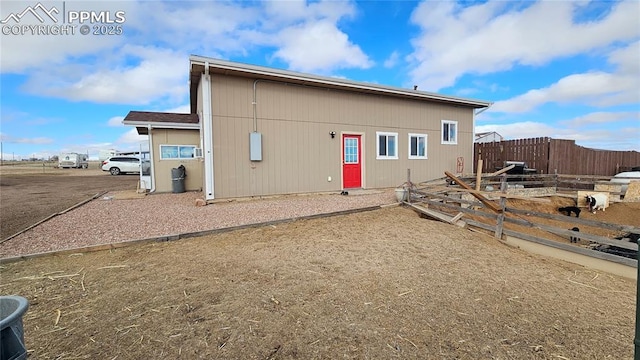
[330,131,336,138]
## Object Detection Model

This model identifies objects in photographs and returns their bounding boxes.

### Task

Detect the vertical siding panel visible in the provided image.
[225,117,235,196]
[212,116,222,196]
[268,120,278,195]
[230,116,241,196]
[219,116,231,196]
[234,117,245,197]
[292,121,301,193]
[211,74,477,197]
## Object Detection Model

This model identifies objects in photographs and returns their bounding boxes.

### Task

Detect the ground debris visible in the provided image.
[1,206,635,359]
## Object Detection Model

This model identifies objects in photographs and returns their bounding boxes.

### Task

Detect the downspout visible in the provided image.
[252,79,261,132]
[202,62,215,200]
[148,124,156,193]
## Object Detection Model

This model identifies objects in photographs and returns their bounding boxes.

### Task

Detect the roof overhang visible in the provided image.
[123,121,200,135]
[189,55,492,114]
[122,111,200,134]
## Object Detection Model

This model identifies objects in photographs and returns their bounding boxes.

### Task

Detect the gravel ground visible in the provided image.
[0,190,396,259]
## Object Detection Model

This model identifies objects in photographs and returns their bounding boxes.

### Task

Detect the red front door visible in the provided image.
[342,134,362,189]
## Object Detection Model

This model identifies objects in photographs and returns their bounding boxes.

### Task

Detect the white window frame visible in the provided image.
[159,145,197,160]
[441,120,458,145]
[408,133,428,159]
[376,131,398,160]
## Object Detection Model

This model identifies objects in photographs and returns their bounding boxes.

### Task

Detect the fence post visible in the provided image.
[406,168,411,204]
[495,174,507,240]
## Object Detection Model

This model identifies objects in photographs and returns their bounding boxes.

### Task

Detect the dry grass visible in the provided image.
[2,207,635,359]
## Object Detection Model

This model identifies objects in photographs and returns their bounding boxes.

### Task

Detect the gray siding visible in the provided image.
[209,74,474,198]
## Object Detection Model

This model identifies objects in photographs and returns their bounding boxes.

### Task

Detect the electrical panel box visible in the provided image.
[250,132,262,161]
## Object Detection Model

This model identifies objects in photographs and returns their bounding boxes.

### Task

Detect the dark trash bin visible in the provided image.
[171,165,186,194]
[1,296,29,360]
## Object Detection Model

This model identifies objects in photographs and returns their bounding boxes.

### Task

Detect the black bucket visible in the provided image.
[1,296,29,360]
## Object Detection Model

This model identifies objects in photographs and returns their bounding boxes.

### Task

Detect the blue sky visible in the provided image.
[1,0,638,160]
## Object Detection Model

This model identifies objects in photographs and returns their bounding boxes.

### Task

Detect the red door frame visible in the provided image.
[342,134,362,189]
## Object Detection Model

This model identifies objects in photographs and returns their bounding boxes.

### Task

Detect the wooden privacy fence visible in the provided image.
[475,137,640,176]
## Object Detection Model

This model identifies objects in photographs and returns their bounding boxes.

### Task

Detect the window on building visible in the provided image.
[442,120,458,145]
[160,145,196,160]
[344,137,359,164]
[376,132,398,159]
[408,133,427,159]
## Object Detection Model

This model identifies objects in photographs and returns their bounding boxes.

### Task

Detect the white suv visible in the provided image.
[102,156,146,175]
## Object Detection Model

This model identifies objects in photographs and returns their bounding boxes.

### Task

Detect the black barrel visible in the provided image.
[171,165,186,193]
[1,296,29,360]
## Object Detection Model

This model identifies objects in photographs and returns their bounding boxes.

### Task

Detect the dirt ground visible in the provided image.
[0,163,138,239]
[0,206,635,359]
[1,167,638,359]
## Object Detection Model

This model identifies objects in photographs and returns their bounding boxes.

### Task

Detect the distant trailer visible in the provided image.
[59,153,88,169]
[98,149,118,162]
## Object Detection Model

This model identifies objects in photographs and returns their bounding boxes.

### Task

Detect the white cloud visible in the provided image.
[22,45,188,105]
[609,40,640,75]
[163,104,190,114]
[408,0,640,91]
[107,116,125,127]
[273,20,373,73]
[124,1,263,55]
[5,1,372,105]
[116,128,148,145]
[562,111,639,127]
[0,132,53,144]
[108,0,368,76]
[491,41,640,113]
[491,71,633,113]
[0,1,134,73]
[264,0,356,25]
[384,51,399,68]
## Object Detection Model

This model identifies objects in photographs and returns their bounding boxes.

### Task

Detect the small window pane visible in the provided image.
[411,137,418,156]
[161,146,179,159]
[388,136,396,156]
[180,146,194,158]
[160,145,197,159]
[418,137,425,156]
[344,138,358,164]
[442,121,458,144]
[409,134,427,159]
[377,132,398,159]
[379,135,387,156]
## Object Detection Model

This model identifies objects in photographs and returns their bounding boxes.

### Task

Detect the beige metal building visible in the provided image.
[124,56,491,200]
